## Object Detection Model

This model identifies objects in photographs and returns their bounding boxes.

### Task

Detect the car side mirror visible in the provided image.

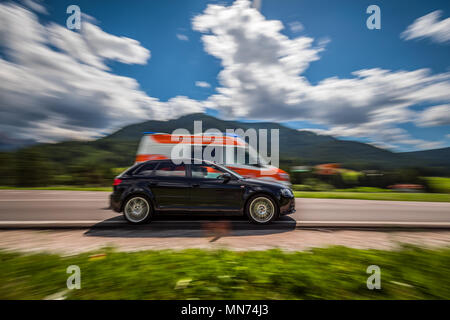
[220,173,232,183]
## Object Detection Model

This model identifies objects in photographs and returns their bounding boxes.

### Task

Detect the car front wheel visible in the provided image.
[123,196,152,224]
[246,195,278,224]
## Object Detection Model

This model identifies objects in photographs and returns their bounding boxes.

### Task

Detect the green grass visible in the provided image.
[0,186,449,202]
[294,191,450,202]
[0,246,449,299]
[0,186,112,192]
[333,187,393,193]
[426,177,450,193]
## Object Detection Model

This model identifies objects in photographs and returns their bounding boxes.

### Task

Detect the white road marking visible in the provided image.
[296,221,450,226]
[0,220,449,228]
[0,199,106,201]
[0,220,122,225]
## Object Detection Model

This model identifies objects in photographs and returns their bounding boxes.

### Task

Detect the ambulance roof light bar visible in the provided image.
[142,132,241,138]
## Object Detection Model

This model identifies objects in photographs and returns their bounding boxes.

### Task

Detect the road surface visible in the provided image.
[0,190,449,228]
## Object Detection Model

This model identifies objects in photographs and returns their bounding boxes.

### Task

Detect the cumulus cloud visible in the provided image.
[322,123,445,151]
[0,3,203,142]
[193,0,324,118]
[252,0,262,11]
[193,0,450,149]
[401,10,450,44]
[289,21,304,33]
[21,0,48,14]
[416,105,450,127]
[82,23,151,64]
[195,81,211,88]
[1,0,449,150]
[176,33,189,41]
[297,128,329,135]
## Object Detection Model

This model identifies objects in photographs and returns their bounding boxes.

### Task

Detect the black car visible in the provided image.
[110,159,295,225]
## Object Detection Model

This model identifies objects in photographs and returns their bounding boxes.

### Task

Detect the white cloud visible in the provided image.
[195,81,211,88]
[401,10,450,44]
[289,21,304,33]
[0,3,203,142]
[323,125,445,150]
[21,0,48,15]
[252,0,262,11]
[1,0,449,151]
[82,23,151,64]
[47,23,107,70]
[297,128,329,135]
[176,33,189,41]
[193,0,324,117]
[193,0,450,150]
[416,105,450,127]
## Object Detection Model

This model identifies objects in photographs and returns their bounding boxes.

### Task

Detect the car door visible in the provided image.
[189,163,244,211]
[146,161,191,211]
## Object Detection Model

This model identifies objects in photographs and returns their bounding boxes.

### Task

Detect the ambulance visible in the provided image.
[135,132,291,186]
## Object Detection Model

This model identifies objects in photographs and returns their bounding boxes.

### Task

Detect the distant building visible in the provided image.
[388,184,424,192]
[362,170,384,176]
[290,166,311,173]
[314,163,340,175]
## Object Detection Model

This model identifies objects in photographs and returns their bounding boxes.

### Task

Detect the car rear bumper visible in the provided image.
[110,194,121,212]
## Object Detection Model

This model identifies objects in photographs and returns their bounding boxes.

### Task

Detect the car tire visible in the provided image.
[123,195,152,224]
[245,195,278,224]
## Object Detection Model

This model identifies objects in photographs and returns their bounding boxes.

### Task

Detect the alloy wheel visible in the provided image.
[124,197,150,223]
[249,196,275,223]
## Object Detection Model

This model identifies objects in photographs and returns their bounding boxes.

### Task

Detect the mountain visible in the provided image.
[0,133,36,151]
[402,148,450,168]
[102,113,417,168]
[3,113,449,173]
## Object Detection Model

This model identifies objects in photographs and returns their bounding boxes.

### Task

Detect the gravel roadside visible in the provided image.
[0,228,449,254]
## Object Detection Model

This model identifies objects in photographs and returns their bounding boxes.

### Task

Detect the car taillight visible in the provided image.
[113,178,122,186]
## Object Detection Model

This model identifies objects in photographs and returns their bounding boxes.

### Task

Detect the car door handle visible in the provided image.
[192,183,200,188]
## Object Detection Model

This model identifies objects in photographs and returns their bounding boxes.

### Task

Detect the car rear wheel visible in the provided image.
[123,196,152,224]
[246,195,278,224]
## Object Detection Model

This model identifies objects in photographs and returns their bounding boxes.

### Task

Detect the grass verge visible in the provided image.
[0,246,449,299]
[0,186,112,192]
[426,177,450,193]
[294,191,450,202]
[0,186,449,202]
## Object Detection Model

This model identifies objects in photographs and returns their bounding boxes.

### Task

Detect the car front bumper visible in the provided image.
[279,196,295,215]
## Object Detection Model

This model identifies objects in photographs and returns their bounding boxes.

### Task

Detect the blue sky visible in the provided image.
[1,0,449,151]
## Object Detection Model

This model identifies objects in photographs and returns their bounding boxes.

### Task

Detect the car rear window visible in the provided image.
[134,162,158,176]
[153,162,186,177]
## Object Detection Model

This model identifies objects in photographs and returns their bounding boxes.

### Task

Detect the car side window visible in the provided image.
[134,162,158,176]
[153,162,187,177]
[192,164,225,179]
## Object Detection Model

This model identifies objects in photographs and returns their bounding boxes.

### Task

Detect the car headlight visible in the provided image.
[280,188,294,197]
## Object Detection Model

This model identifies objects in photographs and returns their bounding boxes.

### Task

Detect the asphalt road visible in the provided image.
[0,190,449,228]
